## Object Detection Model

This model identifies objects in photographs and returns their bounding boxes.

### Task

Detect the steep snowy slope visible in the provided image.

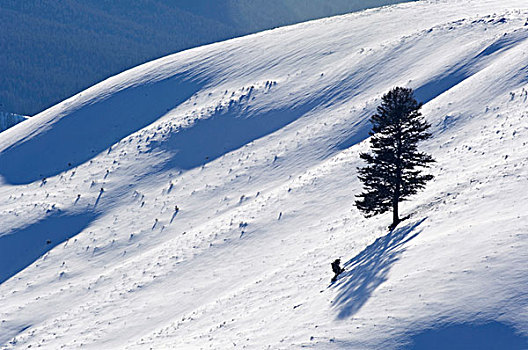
[1,0,528,348]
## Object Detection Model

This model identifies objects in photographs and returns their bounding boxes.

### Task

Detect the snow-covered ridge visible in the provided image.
[0,0,527,348]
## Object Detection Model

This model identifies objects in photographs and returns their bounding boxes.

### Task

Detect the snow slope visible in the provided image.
[1,0,528,348]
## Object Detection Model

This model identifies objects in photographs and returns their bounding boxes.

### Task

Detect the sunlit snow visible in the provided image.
[1,0,527,348]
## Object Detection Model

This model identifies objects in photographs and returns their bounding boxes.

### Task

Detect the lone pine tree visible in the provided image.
[355,87,434,229]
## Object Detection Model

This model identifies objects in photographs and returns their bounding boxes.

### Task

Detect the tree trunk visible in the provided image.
[393,128,402,229]
[392,194,399,229]
[392,171,401,229]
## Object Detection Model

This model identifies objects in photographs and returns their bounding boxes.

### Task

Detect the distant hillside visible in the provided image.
[0,112,27,132]
[0,0,412,116]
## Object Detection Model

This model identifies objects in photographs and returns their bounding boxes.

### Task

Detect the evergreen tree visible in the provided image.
[355,87,434,229]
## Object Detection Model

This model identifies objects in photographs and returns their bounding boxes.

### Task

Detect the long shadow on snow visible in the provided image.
[414,29,528,104]
[406,321,528,350]
[333,218,426,319]
[413,66,470,105]
[148,98,329,171]
[0,73,203,185]
[0,210,99,284]
[321,32,527,151]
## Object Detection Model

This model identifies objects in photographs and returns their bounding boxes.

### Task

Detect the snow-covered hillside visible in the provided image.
[1,0,528,348]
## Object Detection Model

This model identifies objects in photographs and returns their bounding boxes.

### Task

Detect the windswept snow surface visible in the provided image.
[1,0,528,348]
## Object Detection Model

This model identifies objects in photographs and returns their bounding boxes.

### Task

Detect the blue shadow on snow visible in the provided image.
[148,97,328,171]
[0,210,99,284]
[333,218,426,319]
[414,31,526,105]
[406,321,528,350]
[0,73,202,185]
[413,66,469,105]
